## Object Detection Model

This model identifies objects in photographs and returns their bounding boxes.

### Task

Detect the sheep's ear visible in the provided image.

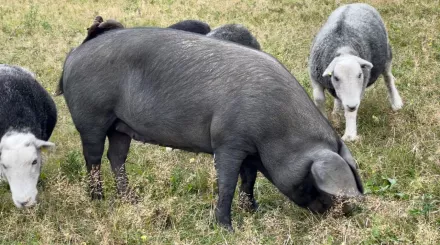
[354,57,373,69]
[311,153,361,197]
[34,139,55,152]
[322,58,338,77]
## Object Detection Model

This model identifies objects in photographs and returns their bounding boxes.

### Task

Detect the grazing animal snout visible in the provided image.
[14,196,36,208]
[19,201,29,207]
[342,194,365,215]
[346,104,358,112]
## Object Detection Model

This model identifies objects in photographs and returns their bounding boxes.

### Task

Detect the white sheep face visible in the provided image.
[323,55,373,112]
[0,132,54,208]
[332,60,364,111]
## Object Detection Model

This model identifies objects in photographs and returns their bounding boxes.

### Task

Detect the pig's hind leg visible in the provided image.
[77,122,110,200]
[106,125,137,201]
[239,156,259,212]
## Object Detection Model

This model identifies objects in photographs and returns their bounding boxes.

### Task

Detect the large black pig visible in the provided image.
[58,27,363,230]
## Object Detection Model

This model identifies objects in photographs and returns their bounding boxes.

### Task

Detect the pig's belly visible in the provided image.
[114,119,214,154]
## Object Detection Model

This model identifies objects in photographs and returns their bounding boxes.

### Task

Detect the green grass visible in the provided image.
[1,0,439,244]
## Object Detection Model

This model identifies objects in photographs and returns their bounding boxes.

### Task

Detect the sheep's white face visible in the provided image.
[0,132,54,208]
[332,60,365,112]
[323,55,373,112]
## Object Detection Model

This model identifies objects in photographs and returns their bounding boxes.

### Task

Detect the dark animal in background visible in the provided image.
[0,64,56,208]
[309,3,403,141]
[58,27,363,230]
[167,19,211,34]
[207,24,261,50]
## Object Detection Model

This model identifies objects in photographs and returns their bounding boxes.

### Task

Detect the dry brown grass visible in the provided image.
[1,0,439,244]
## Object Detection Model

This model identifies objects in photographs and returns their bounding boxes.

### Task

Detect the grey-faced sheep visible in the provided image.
[0,64,56,208]
[309,3,403,141]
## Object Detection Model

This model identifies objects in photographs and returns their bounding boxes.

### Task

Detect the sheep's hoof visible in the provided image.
[391,98,403,111]
[165,147,181,152]
[342,134,359,142]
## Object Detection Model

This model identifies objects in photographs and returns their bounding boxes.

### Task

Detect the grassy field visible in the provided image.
[1,0,439,244]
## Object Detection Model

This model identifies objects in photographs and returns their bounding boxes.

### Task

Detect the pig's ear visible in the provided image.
[99,19,125,29]
[339,142,364,194]
[311,153,360,197]
[339,142,358,169]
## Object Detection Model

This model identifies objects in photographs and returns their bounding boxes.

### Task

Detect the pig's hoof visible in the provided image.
[238,193,259,212]
[224,224,234,232]
[217,222,234,232]
[250,200,259,212]
[342,134,359,142]
[241,200,259,212]
[215,211,234,232]
[91,191,104,200]
[119,188,140,204]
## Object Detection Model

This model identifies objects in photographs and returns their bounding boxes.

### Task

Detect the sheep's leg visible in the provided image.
[342,109,359,142]
[311,79,327,118]
[383,60,403,111]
